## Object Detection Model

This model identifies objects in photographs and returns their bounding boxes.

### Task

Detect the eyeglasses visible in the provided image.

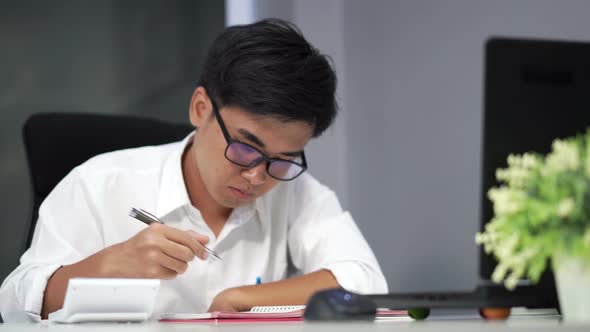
[210,100,308,181]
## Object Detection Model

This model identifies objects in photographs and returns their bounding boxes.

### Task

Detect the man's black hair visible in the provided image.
[198,18,337,137]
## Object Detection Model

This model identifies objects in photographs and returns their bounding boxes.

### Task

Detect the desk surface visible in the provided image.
[0,317,588,332]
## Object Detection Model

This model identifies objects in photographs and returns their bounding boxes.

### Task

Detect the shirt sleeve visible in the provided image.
[287,180,388,295]
[0,167,104,322]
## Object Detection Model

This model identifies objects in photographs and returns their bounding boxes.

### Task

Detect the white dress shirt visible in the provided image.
[0,133,388,322]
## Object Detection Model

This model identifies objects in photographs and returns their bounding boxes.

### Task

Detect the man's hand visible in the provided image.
[207,270,339,313]
[41,223,209,318]
[208,288,247,312]
[102,223,210,279]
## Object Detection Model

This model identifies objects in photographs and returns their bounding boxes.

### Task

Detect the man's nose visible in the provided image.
[241,162,267,186]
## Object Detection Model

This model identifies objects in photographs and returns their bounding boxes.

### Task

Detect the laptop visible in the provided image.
[370,36,590,311]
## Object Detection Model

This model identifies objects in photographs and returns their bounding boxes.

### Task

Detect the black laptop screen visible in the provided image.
[480,37,590,280]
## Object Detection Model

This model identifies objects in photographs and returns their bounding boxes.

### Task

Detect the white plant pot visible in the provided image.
[553,253,590,323]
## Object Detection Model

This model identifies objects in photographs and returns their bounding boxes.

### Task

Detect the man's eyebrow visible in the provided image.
[237,128,303,157]
[238,128,266,147]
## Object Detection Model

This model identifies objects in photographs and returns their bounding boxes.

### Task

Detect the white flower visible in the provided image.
[491,246,540,290]
[557,198,575,219]
[495,234,519,260]
[543,139,580,175]
[488,187,523,216]
[496,168,529,188]
[505,267,524,290]
[521,153,539,169]
[491,262,508,284]
[498,154,539,188]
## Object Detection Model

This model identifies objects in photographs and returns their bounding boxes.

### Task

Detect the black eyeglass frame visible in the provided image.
[210,99,308,181]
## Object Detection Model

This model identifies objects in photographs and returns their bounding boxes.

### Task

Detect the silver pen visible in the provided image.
[129,207,221,260]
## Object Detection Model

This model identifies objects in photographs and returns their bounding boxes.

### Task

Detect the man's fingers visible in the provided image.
[159,238,195,262]
[186,230,209,244]
[186,231,210,260]
[155,251,189,274]
[151,266,178,280]
[156,225,209,259]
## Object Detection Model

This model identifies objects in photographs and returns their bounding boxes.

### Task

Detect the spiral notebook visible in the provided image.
[159,305,408,323]
[159,305,306,323]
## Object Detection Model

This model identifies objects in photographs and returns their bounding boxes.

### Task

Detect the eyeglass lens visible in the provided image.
[226,142,303,180]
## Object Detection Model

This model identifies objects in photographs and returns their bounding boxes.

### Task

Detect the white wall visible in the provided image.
[228,0,590,292]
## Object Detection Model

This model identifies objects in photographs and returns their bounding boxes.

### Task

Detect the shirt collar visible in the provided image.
[155,133,194,219]
[155,132,263,229]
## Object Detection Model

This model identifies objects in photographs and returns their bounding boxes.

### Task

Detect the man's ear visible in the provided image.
[189,86,212,128]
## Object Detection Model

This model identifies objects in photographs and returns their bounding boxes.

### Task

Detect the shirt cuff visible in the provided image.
[21,264,62,321]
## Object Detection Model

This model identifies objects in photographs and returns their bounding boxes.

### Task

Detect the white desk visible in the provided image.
[0,317,587,332]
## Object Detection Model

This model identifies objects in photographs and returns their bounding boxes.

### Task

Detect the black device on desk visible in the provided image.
[363,37,590,316]
[304,288,377,321]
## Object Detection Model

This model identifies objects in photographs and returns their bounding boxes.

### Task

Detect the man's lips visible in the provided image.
[229,187,254,198]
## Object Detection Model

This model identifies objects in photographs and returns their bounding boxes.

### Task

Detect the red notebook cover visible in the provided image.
[160,306,304,323]
[161,317,304,324]
[159,306,407,324]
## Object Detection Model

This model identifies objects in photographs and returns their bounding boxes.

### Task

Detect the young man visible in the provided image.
[0,19,387,322]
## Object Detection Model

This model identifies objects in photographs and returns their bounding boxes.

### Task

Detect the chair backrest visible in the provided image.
[21,112,193,253]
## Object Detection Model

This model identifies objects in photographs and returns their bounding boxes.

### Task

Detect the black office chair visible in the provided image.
[21,112,193,254]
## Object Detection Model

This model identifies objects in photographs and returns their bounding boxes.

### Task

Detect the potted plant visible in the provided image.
[476,132,590,323]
